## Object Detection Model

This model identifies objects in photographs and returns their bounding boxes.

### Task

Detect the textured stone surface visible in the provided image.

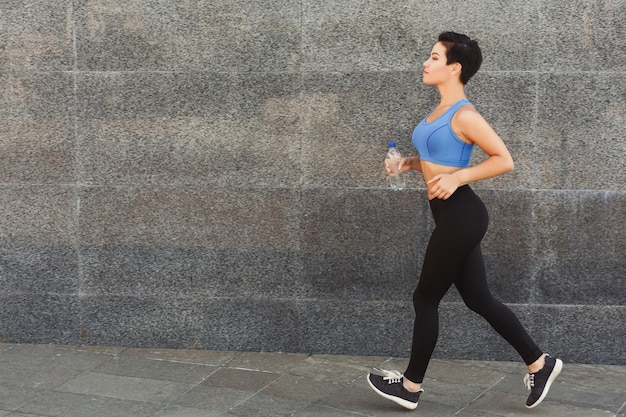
[530,305,626,365]
[299,188,430,300]
[1,344,624,417]
[536,73,626,190]
[0,0,623,366]
[0,295,81,344]
[74,0,302,72]
[0,0,73,71]
[0,72,75,183]
[76,72,303,188]
[537,0,626,71]
[300,71,423,189]
[532,191,626,305]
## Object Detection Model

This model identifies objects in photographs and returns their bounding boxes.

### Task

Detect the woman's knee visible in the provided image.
[464,295,503,318]
[412,287,440,311]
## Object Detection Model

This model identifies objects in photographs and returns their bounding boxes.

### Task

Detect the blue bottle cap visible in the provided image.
[388,141,396,147]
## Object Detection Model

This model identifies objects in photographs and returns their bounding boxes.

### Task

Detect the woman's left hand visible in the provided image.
[427,173,460,200]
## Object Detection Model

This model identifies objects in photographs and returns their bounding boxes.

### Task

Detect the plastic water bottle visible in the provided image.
[386,141,405,190]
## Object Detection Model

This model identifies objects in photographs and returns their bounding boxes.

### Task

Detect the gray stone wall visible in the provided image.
[0,1,624,365]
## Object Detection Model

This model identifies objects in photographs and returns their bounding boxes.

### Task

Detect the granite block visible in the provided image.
[78,186,300,249]
[0,245,78,295]
[0,294,81,345]
[80,246,299,298]
[433,302,532,363]
[478,191,535,260]
[477,255,534,304]
[0,71,74,117]
[537,0,626,71]
[302,0,539,72]
[0,0,73,70]
[74,0,301,72]
[532,191,624,260]
[298,299,413,356]
[530,305,626,364]
[531,191,625,304]
[0,185,77,246]
[536,73,626,190]
[534,258,626,305]
[299,250,421,302]
[0,116,76,183]
[80,296,303,352]
[79,295,205,348]
[299,188,430,300]
[300,71,426,189]
[76,72,302,187]
[464,73,539,190]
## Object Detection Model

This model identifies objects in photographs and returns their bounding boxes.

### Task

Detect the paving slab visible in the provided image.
[0,344,623,417]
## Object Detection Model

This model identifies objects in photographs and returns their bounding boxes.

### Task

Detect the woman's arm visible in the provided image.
[403,155,423,173]
[428,107,513,198]
[454,107,514,183]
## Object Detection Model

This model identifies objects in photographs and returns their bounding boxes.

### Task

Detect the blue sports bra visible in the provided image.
[412,99,474,168]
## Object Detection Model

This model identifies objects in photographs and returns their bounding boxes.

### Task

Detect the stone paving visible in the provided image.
[0,344,624,416]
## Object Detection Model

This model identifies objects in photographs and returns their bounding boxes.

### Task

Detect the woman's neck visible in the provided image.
[436,82,466,106]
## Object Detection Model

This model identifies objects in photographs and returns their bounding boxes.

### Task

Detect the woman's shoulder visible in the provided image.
[451,102,496,143]
[454,103,486,126]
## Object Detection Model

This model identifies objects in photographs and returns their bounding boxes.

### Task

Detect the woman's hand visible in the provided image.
[385,157,407,177]
[427,172,461,200]
[384,155,420,176]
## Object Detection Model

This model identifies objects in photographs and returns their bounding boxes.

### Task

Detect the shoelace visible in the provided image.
[524,372,535,390]
[373,368,404,384]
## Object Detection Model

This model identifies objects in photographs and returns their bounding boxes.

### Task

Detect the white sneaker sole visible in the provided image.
[526,358,563,408]
[366,373,420,410]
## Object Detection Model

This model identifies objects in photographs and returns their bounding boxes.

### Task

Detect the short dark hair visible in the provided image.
[437,32,483,85]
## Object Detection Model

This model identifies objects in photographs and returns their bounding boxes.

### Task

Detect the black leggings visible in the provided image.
[403,185,543,383]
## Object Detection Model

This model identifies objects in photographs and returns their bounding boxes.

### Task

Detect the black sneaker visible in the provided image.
[367,369,423,410]
[524,354,563,408]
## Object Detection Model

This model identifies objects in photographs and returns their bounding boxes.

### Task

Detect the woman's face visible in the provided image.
[422,42,455,85]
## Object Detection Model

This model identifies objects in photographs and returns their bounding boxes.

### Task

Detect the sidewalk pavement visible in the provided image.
[0,343,624,417]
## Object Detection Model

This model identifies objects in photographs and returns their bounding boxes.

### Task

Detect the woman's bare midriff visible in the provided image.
[420,160,463,200]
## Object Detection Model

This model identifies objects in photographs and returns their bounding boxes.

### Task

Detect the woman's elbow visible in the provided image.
[506,158,515,172]
[499,154,514,173]
[505,156,514,173]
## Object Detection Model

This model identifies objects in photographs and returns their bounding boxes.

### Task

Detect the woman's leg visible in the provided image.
[403,186,488,384]
[453,244,563,409]
[454,245,543,365]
